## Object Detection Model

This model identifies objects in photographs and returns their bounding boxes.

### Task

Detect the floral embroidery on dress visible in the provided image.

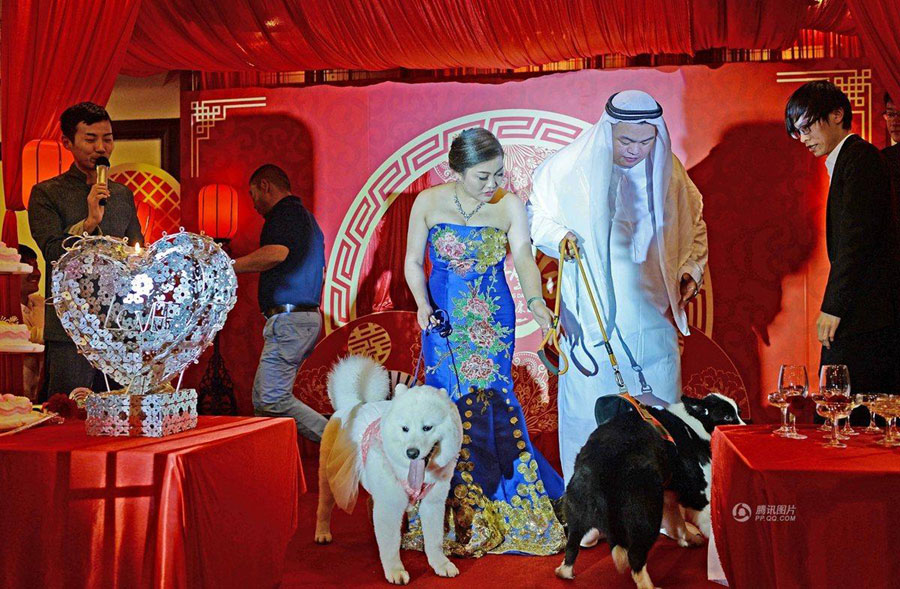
[431,226,507,276]
[474,228,507,273]
[433,229,467,260]
[446,276,512,393]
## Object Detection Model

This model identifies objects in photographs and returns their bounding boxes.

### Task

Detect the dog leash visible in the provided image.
[414,309,463,397]
[541,236,674,445]
[537,239,569,376]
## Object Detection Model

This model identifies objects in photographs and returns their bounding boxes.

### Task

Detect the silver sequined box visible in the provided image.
[85,388,199,437]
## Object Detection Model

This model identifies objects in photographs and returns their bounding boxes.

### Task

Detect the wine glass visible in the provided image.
[768,391,792,437]
[840,396,860,436]
[777,364,808,439]
[855,393,882,434]
[873,396,900,448]
[819,365,851,449]
[811,392,846,441]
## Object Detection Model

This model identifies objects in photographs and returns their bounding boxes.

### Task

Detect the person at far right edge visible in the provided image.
[882,92,900,200]
[785,81,900,422]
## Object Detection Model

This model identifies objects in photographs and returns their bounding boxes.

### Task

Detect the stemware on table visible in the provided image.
[818,364,852,449]
[774,364,808,440]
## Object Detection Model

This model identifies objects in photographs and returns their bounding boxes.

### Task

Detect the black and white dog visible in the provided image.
[555,393,744,589]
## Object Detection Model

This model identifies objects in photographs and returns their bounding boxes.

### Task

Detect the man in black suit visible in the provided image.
[785,81,899,401]
[884,93,900,204]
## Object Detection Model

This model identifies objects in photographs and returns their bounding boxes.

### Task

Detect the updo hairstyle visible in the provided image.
[448,128,504,174]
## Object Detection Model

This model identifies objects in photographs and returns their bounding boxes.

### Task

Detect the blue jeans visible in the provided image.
[252,311,327,442]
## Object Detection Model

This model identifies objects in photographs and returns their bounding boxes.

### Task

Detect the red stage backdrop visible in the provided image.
[180,59,885,424]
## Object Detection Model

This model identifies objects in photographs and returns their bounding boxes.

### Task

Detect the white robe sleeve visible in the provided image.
[528,162,572,259]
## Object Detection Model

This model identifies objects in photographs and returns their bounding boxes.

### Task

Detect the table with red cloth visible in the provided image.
[710,425,900,589]
[0,416,304,588]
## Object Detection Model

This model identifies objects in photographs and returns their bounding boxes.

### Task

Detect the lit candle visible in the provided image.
[127,241,143,268]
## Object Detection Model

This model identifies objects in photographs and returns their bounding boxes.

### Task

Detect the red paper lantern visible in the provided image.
[21,139,74,207]
[197,184,239,240]
[135,199,157,242]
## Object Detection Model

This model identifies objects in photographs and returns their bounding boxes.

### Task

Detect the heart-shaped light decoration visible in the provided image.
[52,231,237,395]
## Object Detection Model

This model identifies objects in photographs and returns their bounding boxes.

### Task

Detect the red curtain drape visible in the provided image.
[356,176,432,316]
[121,0,695,74]
[122,0,845,75]
[119,1,880,75]
[846,0,900,108]
[804,0,855,36]
[1,0,142,213]
[692,0,813,51]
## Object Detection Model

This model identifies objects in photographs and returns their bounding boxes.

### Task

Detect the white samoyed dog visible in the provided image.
[315,355,463,585]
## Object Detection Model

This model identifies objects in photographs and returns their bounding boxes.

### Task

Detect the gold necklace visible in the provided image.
[454,183,485,223]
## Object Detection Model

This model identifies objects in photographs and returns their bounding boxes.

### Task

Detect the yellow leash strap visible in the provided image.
[537,240,569,375]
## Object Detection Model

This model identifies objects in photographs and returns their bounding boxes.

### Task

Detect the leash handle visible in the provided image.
[418,309,464,396]
[537,239,572,375]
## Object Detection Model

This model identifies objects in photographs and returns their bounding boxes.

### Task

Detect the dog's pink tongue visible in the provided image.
[407,458,426,491]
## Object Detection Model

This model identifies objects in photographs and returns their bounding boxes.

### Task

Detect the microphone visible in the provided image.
[95,157,110,207]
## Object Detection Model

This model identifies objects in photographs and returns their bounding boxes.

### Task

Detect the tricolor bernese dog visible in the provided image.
[556,393,744,588]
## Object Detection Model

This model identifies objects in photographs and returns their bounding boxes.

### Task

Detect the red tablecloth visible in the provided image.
[711,425,900,589]
[0,416,304,588]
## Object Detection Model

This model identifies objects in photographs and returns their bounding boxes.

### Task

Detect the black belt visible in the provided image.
[263,303,320,318]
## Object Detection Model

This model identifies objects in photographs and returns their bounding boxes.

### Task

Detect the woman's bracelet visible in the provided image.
[526,296,543,311]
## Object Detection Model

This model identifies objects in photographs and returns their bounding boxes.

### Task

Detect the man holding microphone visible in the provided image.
[28,102,143,396]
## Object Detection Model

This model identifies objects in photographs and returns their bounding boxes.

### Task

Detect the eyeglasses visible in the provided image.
[884,111,899,120]
[791,119,813,139]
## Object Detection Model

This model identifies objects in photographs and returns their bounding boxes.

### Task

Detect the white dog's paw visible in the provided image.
[555,561,575,580]
[384,567,410,585]
[631,566,656,589]
[579,527,602,548]
[432,559,459,578]
[314,529,332,544]
[611,545,629,573]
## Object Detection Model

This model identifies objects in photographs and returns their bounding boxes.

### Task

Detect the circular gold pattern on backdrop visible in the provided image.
[346,322,391,363]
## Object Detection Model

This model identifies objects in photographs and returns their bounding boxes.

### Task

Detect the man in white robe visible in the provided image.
[529,90,709,483]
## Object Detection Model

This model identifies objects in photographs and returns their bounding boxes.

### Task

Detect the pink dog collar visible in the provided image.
[360,418,435,505]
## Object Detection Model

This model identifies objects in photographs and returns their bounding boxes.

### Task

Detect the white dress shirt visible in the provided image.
[825,133,854,180]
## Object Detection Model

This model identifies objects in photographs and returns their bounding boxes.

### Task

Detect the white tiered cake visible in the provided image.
[0,241,32,274]
[0,317,44,353]
[0,393,41,429]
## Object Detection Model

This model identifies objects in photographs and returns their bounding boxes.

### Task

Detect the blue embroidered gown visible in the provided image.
[416,222,565,557]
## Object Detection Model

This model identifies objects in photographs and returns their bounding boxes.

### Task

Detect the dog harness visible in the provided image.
[618,393,675,445]
[360,418,435,505]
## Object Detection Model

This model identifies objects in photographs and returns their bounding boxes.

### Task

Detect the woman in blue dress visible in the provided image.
[404,128,565,557]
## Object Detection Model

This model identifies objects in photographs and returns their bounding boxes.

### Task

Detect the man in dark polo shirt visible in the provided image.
[28,102,143,398]
[233,164,327,442]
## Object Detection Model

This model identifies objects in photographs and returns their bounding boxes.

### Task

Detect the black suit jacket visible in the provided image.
[884,143,900,208]
[822,134,899,337]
